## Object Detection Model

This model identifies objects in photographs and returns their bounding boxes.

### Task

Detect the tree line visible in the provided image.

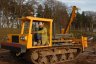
[0,0,96,33]
[0,0,68,31]
[72,11,96,32]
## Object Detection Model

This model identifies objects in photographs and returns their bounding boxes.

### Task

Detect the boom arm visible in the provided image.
[64,6,77,34]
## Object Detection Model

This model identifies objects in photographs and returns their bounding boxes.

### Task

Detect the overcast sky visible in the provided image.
[57,0,96,12]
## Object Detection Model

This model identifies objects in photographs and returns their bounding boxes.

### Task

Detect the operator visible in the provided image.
[35,22,48,45]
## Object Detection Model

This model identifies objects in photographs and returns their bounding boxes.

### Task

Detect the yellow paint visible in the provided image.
[27,34,32,48]
[21,21,25,34]
[49,20,53,46]
[81,36,88,51]
[61,28,65,34]
[28,20,32,34]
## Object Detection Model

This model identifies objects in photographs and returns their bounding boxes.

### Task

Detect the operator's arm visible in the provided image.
[37,28,47,34]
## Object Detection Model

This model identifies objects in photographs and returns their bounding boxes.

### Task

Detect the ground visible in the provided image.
[65,42,96,64]
[0,42,96,64]
[0,49,28,64]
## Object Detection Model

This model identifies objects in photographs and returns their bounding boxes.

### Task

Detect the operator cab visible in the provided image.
[15,16,53,48]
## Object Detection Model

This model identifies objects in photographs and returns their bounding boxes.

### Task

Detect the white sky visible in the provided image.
[57,0,96,12]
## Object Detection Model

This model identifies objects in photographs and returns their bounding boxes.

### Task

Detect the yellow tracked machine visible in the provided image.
[0,6,88,64]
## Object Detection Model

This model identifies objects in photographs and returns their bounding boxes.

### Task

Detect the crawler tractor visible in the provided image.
[0,6,87,64]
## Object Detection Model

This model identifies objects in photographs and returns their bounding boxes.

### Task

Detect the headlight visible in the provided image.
[20,36,26,41]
